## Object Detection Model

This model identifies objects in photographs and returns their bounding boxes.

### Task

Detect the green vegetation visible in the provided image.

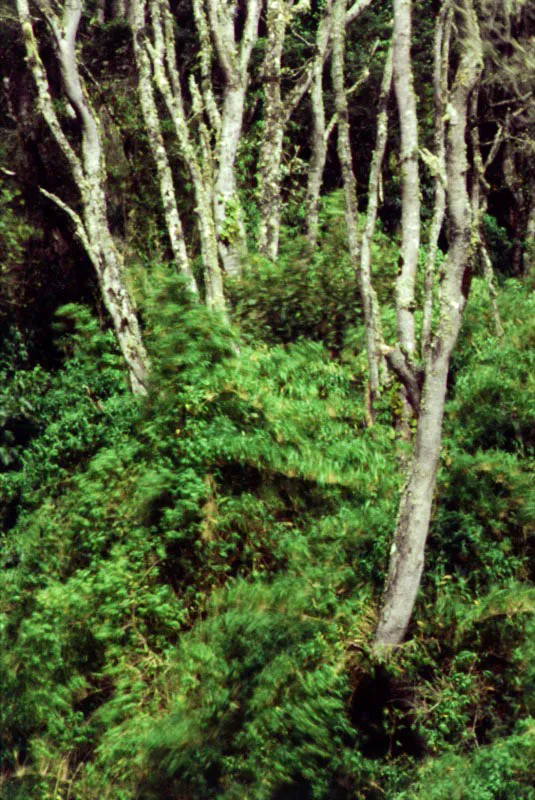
[1,0,534,796]
[1,268,533,798]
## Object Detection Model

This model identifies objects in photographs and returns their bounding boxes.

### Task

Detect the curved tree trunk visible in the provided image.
[17,0,149,394]
[375,0,483,648]
[331,0,383,408]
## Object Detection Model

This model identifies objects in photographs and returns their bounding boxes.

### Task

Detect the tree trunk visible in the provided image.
[146,0,225,309]
[17,0,149,394]
[393,0,420,359]
[209,0,262,276]
[256,0,286,260]
[305,2,333,250]
[331,0,383,407]
[375,0,483,648]
[421,2,451,356]
[359,39,393,398]
[256,0,319,259]
[213,79,249,276]
[305,0,373,249]
[130,0,198,295]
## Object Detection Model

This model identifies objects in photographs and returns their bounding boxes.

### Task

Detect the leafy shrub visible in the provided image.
[140,577,362,800]
[394,720,535,800]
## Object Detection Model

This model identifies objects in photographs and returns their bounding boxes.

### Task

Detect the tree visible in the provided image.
[130,0,198,296]
[15,0,149,394]
[374,0,484,647]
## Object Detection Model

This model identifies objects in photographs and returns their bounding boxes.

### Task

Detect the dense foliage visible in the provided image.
[1,265,533,798]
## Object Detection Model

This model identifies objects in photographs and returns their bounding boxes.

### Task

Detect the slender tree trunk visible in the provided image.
[331,0,383,407]
[256,0,286,260]
[17,0,149,394]
[393,0,420,359]
[469,88,503,337]
[422,1,452,356]
[306,2,333,250]
[359,39,393,396]
[130,0,198,295]
[146,0,225,309]
[305,0,373,249]
[257,0,326,259]
[375,0,483,648]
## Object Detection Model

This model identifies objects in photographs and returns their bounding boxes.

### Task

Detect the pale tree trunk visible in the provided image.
[17,0,149,394]
[305,0,373,250]
[130,0,198,295]
[393,0,420,360]
[305,0,334,250]
[359,39,393,398]
[209,0,262,276]
[256,0,319,260]
[256,0,287,260]
[421,2,452,356]
[375,0,483,648]
[331,0,383,407]
[143,0,225,309]
[214,80,249,276]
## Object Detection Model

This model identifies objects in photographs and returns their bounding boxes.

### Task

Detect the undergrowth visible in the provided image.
[0,277,533,799]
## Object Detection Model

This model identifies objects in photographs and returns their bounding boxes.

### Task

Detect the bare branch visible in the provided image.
[345,0,373,25]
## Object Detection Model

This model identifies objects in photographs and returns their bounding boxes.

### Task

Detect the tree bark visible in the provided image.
[331,0,383,407]
[392,0,420,360]
[359,39,393,399]
[421,1,452,356]
[144,0,225,309]
[130,0,198,295]
[209,0,262,276]
[17,0,149,394]
[305,0,334,250]
[256,0,316,260]
[469,88,503,337]
[375,0,483,648]
[305,0,373,249]
[256,0,287,260]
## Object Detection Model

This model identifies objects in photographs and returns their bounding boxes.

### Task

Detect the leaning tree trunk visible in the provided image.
[17,0,149,394]
[143,0,225,309]
[130,0,198,295]
[331,0,383,407]
[375,0,483,648]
